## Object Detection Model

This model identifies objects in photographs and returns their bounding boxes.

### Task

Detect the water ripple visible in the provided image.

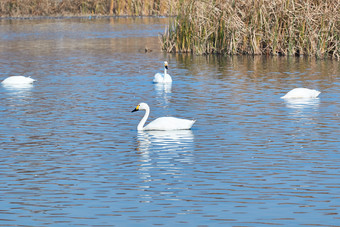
[0,17,340,226]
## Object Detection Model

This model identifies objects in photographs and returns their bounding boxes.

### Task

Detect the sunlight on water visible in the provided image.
[0,17,340,226]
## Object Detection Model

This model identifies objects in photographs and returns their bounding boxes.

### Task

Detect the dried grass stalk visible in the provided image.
[160,0,340,59]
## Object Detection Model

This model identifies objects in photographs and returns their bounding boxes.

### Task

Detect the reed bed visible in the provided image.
[0,0,178,17]
[161,0,340,59]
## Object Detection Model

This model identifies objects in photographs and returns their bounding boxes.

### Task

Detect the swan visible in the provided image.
[153,61,172,83]
[132,102,195,131]
[281,88,321,99]
[1,76,36,85]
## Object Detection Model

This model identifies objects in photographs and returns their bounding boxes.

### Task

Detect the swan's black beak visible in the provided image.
[132,105,140,112]
[165,65,168,70]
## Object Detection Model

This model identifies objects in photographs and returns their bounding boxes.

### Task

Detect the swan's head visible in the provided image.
[132,102,149,112]
[164,61,168,69]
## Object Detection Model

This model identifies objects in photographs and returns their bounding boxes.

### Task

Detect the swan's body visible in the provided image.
[281,88,320,99]
[132,102,195,131]
[2,76,36,85]
[153,61,172,83]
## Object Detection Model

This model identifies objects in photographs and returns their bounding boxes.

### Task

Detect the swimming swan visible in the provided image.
[132,102,195,131]
[153,61,172,83]
[1,76,36,85]
[281,88,321,99]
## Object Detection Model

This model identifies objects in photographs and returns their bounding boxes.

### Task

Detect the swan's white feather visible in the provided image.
[2,76,36,85]
[144,117,195,131]
[281,88,320,99]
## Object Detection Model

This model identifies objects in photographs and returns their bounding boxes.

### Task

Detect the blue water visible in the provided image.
[0,17,340,226]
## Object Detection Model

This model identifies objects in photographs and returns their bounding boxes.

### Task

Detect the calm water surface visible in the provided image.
[0,17,340,226]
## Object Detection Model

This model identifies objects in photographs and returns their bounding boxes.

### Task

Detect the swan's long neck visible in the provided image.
[164,67,167,77]
[137,106,150,130]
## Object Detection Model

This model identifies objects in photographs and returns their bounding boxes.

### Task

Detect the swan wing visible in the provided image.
[153,73,172,83]
[153,73,164,83]
[281,88,320,99]
[163,73,172,83]
[144,117,195,131]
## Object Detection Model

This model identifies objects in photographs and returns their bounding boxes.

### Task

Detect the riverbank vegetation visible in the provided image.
[160,0,340,59]
[0,0,178,17]
[1,0,339,59]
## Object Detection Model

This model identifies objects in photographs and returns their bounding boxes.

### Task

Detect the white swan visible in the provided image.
[1,76,36,85]
[153,61,172,83]
[132,102,195,131]
[281,88,321,99]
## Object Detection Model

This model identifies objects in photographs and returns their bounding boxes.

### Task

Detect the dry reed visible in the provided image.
[160,0,340,59]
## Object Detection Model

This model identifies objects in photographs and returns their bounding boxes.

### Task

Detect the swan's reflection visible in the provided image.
[2,83,34,100]
[283,98,320,143]
[1,83,35,111]
[137,130,194,158]
[2,83,34,91]
[154,83,172,106]
[154,83,172,94]
[283,98,320,110]
[284,98,320,120]
[137,130,194,179]
[136,130,194,202]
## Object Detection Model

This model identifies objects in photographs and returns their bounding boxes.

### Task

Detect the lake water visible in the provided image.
[0,17,340,226]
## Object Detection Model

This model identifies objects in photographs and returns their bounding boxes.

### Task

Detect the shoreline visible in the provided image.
[0,0,178,19]
[0,15,170,20]
[1,0,338,60]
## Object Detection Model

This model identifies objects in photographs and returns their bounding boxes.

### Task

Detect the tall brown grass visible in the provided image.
[0,0,178,17]
[161,0,340,59]
[109,0,178,16]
